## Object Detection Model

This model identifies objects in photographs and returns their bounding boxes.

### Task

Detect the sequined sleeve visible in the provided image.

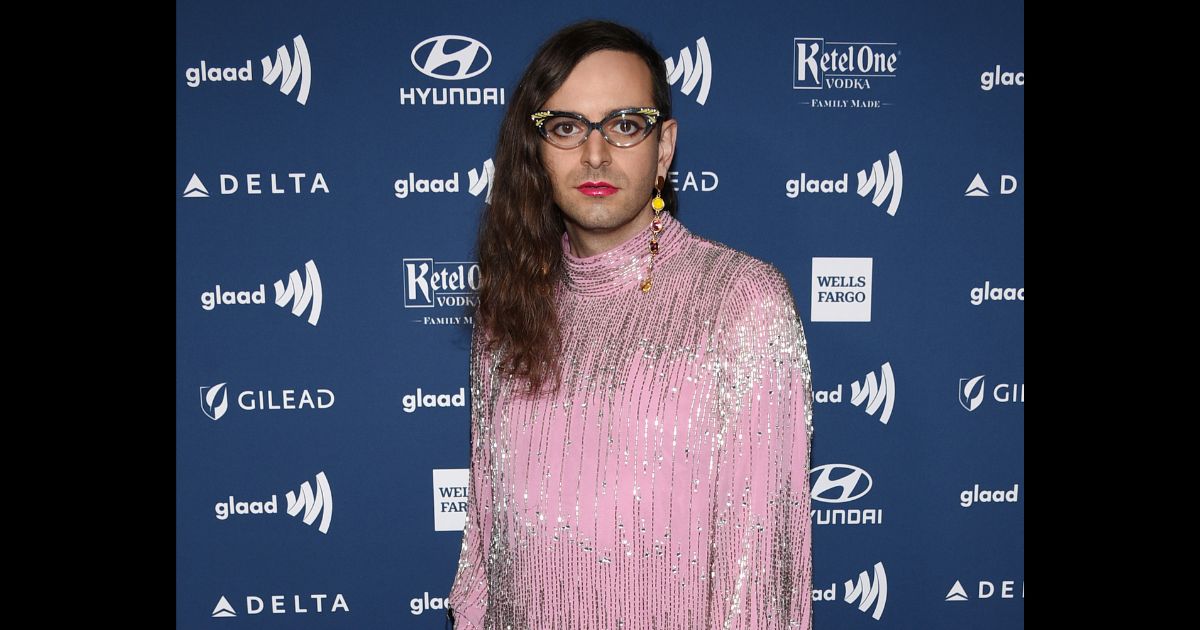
[447,325,496,629]
[709,264,814,629]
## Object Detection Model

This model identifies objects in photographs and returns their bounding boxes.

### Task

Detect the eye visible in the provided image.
[607,115,646,137]
[549,119,581,137]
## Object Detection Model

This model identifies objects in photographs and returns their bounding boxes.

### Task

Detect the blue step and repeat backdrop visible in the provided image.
[176,0,1024,627]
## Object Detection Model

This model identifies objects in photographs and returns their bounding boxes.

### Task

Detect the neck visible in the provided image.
[563,204,655,258]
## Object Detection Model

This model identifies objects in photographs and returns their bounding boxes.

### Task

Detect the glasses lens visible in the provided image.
[541,116,589,147]
[603,113,653,147]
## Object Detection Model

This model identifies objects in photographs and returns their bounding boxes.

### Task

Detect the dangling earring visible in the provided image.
[641,175,666,293]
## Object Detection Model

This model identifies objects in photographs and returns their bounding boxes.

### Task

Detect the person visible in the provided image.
[447,19,813,629]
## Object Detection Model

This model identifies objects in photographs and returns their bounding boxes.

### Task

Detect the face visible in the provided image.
[539,50,678,238]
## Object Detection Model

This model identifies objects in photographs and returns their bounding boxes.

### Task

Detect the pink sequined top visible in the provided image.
[448,211,813,629]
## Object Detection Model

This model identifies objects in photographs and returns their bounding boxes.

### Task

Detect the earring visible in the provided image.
[640,175,666,293]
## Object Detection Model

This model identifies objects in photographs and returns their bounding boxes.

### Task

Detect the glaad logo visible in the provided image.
[845,562,888,620]
[276,260,324,325]
[403,387,466,413]
[199,260,323,326]
[402,258,480,325]
[958,375,1024,411]
[665,37,711,105]
[411,592,450,615]
[810,464,882,526]
[857,151,903,216]
[287,471,333,534]
[262,35,312,105]
[213,472,332,534]
[402,35,505,105]
[201,383,229,421]
[810,257,872,322]
[785,151,902,217]
[851,362,895,424]
[980,65,1023,91]
[945,579,1024,601]
[432,468,469,531]
[180,172,329,196]
[960,483,1020,507]
[394,158,494,204]
[183,35,311,106]
[200,382,335,421]
[211,593,349,616]
[412,35,491,80]
[970,281,1023,305]
[965,173,1019,197]
[469,158,494,202]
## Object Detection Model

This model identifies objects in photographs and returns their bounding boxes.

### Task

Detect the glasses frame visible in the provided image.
[530,107,662,148]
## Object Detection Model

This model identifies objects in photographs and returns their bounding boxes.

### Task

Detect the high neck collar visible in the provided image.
[560,211,689,297]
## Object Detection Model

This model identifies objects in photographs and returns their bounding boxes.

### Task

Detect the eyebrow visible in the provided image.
[543,106,651,118]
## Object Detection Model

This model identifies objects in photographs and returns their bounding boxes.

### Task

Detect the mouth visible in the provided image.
[577,181,619,197]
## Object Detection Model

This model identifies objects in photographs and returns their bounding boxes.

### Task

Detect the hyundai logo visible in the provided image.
[411,35,491,80]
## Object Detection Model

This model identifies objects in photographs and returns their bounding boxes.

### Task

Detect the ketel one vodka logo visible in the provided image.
[793,37,899,96]
[183,34,311,105]
[402,35,505,105]
[402,258,479,324]
[214,471,333,534]
[665,37,711,105]
[199,259,323,326]
[200,382,335,421]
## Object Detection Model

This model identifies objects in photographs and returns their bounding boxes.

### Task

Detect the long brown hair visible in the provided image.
[475,20,677,396]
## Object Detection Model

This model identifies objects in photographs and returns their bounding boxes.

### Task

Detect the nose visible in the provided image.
[580,126,611,170]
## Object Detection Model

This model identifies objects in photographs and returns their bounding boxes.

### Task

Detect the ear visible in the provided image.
[656,119,678,180]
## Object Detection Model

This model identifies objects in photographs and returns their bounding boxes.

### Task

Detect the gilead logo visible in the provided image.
[201,383,335,421]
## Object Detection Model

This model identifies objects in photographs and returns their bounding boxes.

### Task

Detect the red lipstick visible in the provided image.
[577,181,619,197]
